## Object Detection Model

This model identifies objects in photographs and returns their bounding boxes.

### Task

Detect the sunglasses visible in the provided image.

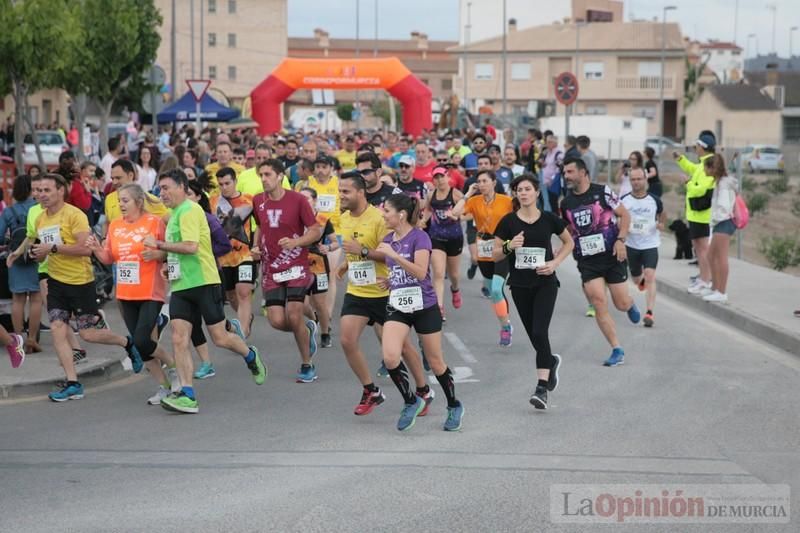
[398,164,411,169]
[436,158,449,163]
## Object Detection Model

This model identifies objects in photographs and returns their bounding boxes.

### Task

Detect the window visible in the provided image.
[209,66,217,79]
[475,63,494,80]
[511,62,531,80]
[584,104,607,115]
[208,0,216,13]
[632,105,657,120]
[228,33,236,47]
[637,61,660,77]
[717,50,725,55]
[583,61,604,80]
[208,32,217,47]
[441,79,453,91]
[228,66,236,80]
[228,0,236,14]
[732,50,741,56]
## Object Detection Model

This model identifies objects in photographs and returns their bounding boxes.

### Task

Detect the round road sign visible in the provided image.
[554,72,579,106]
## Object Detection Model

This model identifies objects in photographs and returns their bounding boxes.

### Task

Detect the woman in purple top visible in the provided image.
[376,193,464,433]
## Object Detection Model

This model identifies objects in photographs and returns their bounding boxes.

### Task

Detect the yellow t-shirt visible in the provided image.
[35,204,94,285]
[205,161,246,197]
[308,175,341,233]
[236,167,291,196]
[336,149,357,171]
[340,205,390,299]
[104,190,169,223]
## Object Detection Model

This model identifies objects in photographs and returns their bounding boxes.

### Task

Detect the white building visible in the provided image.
[698,41,744,83]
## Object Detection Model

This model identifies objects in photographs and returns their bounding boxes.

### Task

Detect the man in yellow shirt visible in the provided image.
[103,160,169,235]
[205,141,245,197]
[308,155,342,317]
[237,143,291,197]
[335,136,357,171]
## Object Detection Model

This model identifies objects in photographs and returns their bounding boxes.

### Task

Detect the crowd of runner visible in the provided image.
[0,122,742,429]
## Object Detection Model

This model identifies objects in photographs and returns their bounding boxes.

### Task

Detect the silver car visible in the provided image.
[22,130,69,166]
[740,145,784,173]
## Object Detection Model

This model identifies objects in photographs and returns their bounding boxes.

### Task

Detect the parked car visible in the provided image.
[22,130,69,166]
[740,145,784,173]
[645,136,683,153]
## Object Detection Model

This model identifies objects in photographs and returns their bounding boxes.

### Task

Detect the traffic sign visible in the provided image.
[186,79,211,102]
[554,72,579,106]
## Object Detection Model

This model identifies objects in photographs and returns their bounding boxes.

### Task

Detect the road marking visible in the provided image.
[444,331,477,363]
[428,366,479,385]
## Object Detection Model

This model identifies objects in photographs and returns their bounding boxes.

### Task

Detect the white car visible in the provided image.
[645,136,683,153]
[740,145,784,173]
[22,130,69,166]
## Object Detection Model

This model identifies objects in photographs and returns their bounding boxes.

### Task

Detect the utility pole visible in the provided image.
[355,0,361,130]
[464,1,472,114]
[767,4,777,54]
[658,6,676,167]
[501,0,507,117]
[190,0,195,78]
[170,0,176,102]
[200,0,204,77]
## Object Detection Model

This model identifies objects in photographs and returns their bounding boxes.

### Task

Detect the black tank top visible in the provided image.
[428,188,462,240]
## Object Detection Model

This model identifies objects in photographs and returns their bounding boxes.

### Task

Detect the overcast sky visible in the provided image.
[288,0,800,58]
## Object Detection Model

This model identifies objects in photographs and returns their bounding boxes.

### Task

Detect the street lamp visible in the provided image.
[791,26,798,59]
[464,1,472,114]
[658,5,676,163]
[747,33,759,58]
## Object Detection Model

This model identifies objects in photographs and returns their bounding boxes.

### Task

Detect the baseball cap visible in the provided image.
[314,155,332,166]
[432,165,448,177]
[695,133,716,150]
[398,155,415,167]
[245,149,255,159]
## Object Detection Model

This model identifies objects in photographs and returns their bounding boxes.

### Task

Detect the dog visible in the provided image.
[668,219,694,260]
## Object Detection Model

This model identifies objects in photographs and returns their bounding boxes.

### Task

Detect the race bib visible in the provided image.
[272,265,303,283]
[117,261,140,285]
[238,263,253,282]
[348,260,376,286]
[579,234,606,256]
[38,226,63,246]
[477,239,494,258]
[390,286,423,313]
[515,247,546,270]
[316,273,329,291]
[631,217,654,235]
[317,194,336,213]
[167,257,181,280]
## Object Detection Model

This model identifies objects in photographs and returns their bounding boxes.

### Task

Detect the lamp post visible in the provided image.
[355,0,361,129]
[464,1,472,114]
[791,26,798,60]
[658,5,676,165]
[501,0,507,117]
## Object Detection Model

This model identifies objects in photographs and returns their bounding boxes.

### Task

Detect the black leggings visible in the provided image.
[190,312,207,348]
[119,300,162,361]
[510,283,558,370]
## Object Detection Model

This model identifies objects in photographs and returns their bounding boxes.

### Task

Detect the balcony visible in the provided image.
[615,75,674,90]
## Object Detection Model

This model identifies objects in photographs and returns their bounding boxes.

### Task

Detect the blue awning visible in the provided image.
[157,91,240,123]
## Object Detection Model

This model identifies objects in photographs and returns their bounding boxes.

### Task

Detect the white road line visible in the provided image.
[444,331,478,363]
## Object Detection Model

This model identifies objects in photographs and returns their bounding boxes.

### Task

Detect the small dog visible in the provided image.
[668,219,693,260]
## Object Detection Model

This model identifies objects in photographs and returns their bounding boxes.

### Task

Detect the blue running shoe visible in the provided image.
[194,361,216,379]
[376,361,389,378]
[444,402,465,431]
[296,364,318,383]
[480,286,491,299]
[306,319,318,358]
[397,396,425,431]
[49,382,84,402]
[603,348,625,367]
[627,303,641,324]
[125,336,143,373]
[228,318,245,341]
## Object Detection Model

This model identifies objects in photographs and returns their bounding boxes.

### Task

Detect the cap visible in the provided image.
[695,133,716,150]
[314,155,332,166]
[398,155,415,167]
[432,165,448,177]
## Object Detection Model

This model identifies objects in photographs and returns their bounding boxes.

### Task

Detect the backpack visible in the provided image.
[732,193,749,229]
[7,203,32,265]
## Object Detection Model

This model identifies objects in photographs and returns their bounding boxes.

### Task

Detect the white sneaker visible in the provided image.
[703,290,728,303]
[688,280,711,294]
[147,386,170,405]
[167,367,181,392]
[698,286,714,297]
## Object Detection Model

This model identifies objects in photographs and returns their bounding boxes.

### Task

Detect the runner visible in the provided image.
[337,172,431,416]
[493,174,573,408]
[620,168,665,328]
[421,165,464,318]
[560,158,641,367]
[210,167,255,338]
[152,169,265,413]
[394,155,427,204]
[104,159,169,234]
[251,159,322,383]
[356,152,397,208]
[205,141,245,197]
[87,184,180,404]
[462,154,504,281]
[412,141,436,184]
[451,169,515,346]
[308,155,342,319]
[28,173,143,402]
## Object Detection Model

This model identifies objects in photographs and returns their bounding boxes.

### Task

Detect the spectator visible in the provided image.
[576,135,598,183]
[541,135,563,212]
[702,153,737,303]
[644,146,662,197]
[616,151,643,199]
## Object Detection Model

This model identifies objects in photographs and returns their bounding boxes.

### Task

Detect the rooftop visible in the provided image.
[699,40,743,51]
[745,71,800,107]
[706,84,779,111]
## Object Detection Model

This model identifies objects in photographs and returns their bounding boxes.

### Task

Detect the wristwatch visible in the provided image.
[360,246,369,258]
[50,244,58,254]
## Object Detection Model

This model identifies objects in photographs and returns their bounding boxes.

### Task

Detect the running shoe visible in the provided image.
[376,361,389,378]
[627,303,641,324]
[296,364,318,383]
[499,323,513,347]
[125,336,143,373]
[548,353,561,392]
[354,388,385,415]
[156,313,170,341]
[194,362,216,380]
[585,304,596,318]
[603,348,625,367]
[320,333,332,348]
[94,309,108,329]
[167,367,181,392]
[228,318,246,341]
[397,396,425,431]
[439,306,447,323]
[703,290,728,303]
[467,263,478,280]
[637,278,646,292]
[698,286,714,297]
[160,391,198,414]
[529,385,548,410]
[246,346,267,385]
[451,288,462,309]
[444,402,465,431]
[73,349,87,365]
[416,388,435,416]
[6,333,25,369]
[643,312,654,328]
[306,319,318,358]
[688,279,711,294]
[793,309,800,318]
[49,382,84,402]
[480,286,491,299]
[147,386,170,405]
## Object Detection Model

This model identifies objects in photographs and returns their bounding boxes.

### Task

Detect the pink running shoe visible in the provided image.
[451,288,462,309]
[7,333,25,369]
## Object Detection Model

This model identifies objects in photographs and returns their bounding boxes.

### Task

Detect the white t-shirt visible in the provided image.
[621,192,662,250]
[99,153,118,186]
[137,165,157,192]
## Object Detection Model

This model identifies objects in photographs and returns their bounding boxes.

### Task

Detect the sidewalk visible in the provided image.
[654,235,800,356]
[0,305,132,400]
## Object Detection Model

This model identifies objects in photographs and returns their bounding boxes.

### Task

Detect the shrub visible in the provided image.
[759,236,800,271]
[745,192,769,215]
[792,199,800,219]
[741,176,758,192]
[765,175,790,195]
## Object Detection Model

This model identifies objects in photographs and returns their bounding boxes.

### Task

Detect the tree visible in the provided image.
[0,0,80,170]
[370,97,402,128]
[336,103,355,123]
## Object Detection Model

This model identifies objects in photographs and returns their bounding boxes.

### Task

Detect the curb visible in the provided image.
[0,358,131,400]
[656,278,800,356]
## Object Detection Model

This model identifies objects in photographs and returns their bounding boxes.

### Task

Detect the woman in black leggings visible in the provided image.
[493,174,574,409]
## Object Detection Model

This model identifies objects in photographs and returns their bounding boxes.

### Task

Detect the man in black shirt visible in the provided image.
[356,152,397,208]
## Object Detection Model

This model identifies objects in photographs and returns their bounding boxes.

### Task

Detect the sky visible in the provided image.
[287,0,800,58]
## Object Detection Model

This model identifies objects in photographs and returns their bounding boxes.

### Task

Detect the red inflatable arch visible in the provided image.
[250,57,432,135]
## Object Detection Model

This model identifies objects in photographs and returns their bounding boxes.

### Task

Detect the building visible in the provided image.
[449,20,686,138]
[153,0,288,107]
[687,40,744,83]
[684,84,782,147]
[1,89,70,129]
[745,71,800,142]
[745,53,800,73]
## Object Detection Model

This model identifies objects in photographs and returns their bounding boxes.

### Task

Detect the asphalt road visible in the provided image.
[1,258,797,533]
